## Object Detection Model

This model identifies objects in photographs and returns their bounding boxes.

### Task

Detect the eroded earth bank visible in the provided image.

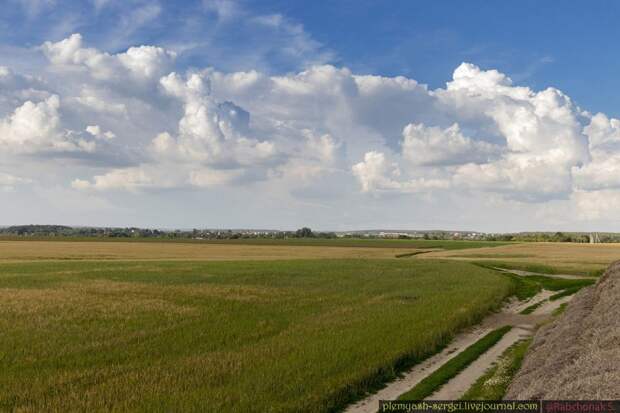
[506,261,620,399]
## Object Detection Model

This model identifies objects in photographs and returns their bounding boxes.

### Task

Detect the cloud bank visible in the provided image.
[2,30,620,228]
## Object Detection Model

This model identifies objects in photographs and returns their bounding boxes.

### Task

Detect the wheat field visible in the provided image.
[1,258,512,412]
[423,242,620,275]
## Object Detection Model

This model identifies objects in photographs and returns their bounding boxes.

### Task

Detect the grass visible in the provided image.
[0,236,514,249]
[472,260,604,277]
[461,338,532,400]
[549,285,588,301]
[423,242,620,276]
[191,238,514,250]
[520,300,546,315]
[482,268,597,301]
[0,258,513,412]
[394,251,435,258]
[517,277,593,313]
[0,239,513,262]
[399,326,512,400]
[552,303,569,316]
[504,275,542,301]
[524,276,596,291]
[0,240,416,262]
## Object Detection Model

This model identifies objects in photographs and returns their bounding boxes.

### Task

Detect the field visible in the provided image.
[0,240,398,261]
[4,239,620,411]
[1,257,512,412]
[423,242,620,275]
[0,236,514,250]
[0,239,508,262]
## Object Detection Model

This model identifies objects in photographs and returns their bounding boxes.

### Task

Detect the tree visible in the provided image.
[295,227,314,238]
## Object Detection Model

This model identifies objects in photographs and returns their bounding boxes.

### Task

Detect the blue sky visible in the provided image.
[4,0,619,114]
[1,0,620,231]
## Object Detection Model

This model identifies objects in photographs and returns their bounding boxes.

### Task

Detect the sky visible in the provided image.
[2,0,620,232]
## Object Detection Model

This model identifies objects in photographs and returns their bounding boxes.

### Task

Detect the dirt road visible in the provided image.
[345,266,584,412]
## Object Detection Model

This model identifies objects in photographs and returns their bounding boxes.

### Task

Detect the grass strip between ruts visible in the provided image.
[399,325,512,400]
[460,338,532,400]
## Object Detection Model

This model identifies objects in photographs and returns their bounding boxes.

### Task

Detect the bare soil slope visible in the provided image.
[506,261,620,399]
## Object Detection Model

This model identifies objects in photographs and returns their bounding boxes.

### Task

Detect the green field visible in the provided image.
[190,238,514,250]
[1,259,512,412]
[0,236,514,250]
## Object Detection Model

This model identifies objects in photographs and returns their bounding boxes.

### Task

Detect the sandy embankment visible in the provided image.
[506,261,620,399]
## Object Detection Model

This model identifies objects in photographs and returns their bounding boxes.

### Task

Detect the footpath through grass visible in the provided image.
[507,274,595,300]
[0,259,512,412]
[473,263,597,301]
[399,326,512,400]
[470,259,605,278]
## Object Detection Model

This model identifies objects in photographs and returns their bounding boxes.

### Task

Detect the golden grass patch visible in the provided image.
[0,240,407,262]
[422,242,620,274]
[0,281,195,318]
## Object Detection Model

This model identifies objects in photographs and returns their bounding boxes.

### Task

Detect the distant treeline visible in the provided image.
[485,232,618,243]
[0,225,338,240]
[0,225,617,243]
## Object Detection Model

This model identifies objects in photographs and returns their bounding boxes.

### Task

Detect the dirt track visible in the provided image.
[345,267,583,412]
[494,267,596,280]
[345,288,562,412]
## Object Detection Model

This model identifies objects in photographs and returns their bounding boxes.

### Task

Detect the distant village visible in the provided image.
[0,225,615,243]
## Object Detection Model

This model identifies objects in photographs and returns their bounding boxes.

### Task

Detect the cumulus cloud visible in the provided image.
[348,62,596,202]
[153,71,276,167]
[352,151,449,193]
[71,166,177,192]
[69,87,129,116]
[401,123,499,166]
[41,33,176,82]
[584,113,620,145]
[0,95,96,154]
[4,30,620,226]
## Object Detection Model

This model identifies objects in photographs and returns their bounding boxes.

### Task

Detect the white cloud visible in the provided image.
[71,166,168,192]
[573,190,620,221]
[349,63,593,201]
[41,33,176,82]
[0,95,96,154]
[401,122,499,166]
[154,71,276,167]
[5,30,620,227]
[202,0,240,21]
[583,112,620,150]
[69,87,129,116]
[352,151,449,193]
[189,168,243,187]
[86,125,115,140]
[118,45,177,79]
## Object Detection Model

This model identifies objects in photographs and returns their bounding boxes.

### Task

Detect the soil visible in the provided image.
[505,261,620,399]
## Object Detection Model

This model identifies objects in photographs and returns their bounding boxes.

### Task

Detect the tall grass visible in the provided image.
[0,259,512,412]
[474,264,596,300]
